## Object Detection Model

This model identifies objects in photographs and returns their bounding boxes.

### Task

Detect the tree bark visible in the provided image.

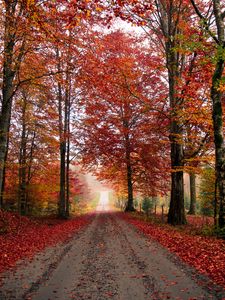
[168,147,186,224]
[65,72,71,218]
[125,148,135,211]
[155,0,186,225]
[18,99,27,215]
[56,48,67,219]
[59,140,66,218]
[27,130,36,184]
[190,0,225,228]
[166,40,186,225]
[0,1,26,207]
[58,80,66,219]
[0,8,15,207]
[0,127,10,208]
[124,120,135,212]
[212,57,225,227]
[188,172,196,215]
[56,44,73,219]
[214,177,218,226]
[66,135,70,217]
[211,0,225,228]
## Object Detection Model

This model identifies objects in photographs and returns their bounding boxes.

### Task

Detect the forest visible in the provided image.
[1,2,225,298]
[0,0,225,230]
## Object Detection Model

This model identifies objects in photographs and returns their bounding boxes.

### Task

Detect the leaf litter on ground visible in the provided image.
[0,210,92,273]
[121,212,225,288]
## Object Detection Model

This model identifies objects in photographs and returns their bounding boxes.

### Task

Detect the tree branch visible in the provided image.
[222,10,225,19]
[190,0,219,44]
[184,132,210,159]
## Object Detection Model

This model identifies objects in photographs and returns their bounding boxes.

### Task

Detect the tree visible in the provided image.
[112,0,217,224]
[0,0,29,205]
[199,167,215,216]
[76,30,170,211]
[141,0,196,225]
[190,0,225,227]
[142,197,153,215]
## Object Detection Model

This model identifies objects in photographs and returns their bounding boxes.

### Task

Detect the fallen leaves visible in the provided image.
[121,213,225,288]
[0,210,92,273]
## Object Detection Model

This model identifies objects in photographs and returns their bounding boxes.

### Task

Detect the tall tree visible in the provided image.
[76,31,169,210]
[190,0,225,227]
[112,0,215,224]
[0,0,28,205]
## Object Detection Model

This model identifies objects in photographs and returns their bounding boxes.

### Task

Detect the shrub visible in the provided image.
[142,197,153,214]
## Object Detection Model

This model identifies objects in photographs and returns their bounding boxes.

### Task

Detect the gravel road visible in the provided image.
[0,211,224,300]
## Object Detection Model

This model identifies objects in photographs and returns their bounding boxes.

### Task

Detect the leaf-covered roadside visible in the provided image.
[121,213,225,288]
[0,210,92,273]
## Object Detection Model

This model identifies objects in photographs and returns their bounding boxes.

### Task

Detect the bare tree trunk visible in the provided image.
[0,43,14,208]
[0,128,10,208]
[188,172,196,215]
[59,140,66,218]
[56,48,67,219]
[190,0,225,228]
[65,73,71,218]
[214,178,218,226]
[58,80,66,219]
[18,99,27,215]
[66,132,70,217]
[124,120,135,212]
[27,130,36,184]
[0,1,26,206]
[155,0,186,225]
[211,0,225,228]
[212,67,225,227]
[125,149,135,211]
[167,41,186,225]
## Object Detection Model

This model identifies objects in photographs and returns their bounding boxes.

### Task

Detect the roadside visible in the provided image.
[1,211,224,299]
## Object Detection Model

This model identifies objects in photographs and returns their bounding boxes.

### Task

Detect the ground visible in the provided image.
[0,193,224,299]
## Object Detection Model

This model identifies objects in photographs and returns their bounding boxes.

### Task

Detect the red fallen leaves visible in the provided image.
[0,210,92,273]
[187,215,213,229]
[121,213,225,288]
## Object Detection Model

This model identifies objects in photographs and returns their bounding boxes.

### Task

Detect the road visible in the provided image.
[0,193,224,299]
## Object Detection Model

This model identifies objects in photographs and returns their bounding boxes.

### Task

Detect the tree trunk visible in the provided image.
[188,172,196,215]
[66,138,70,217]
[211,56,225,227]
[56,47,67,219]
[27,130,36,184]
[0,56,14,209]
[65,74,71,218]
[58,82,67,219]
[0,1,26,207]
[0,130,10,208]
[212,0,225,228]
[214,177,218,226]
[154,1,186,225]
[125,153,135,211]
[59,140,66,218]
[124,130,135,212]
[18,99,27,215]
[190,0,225,227]
[166,40,186,225]
[168,166,186,224]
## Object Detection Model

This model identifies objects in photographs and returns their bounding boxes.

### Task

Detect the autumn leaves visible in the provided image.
[0,1,224,227]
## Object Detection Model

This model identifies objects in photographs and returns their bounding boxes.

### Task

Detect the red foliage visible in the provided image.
[0,210,92,273]
[121,213,225,288]
[187,215,214,228]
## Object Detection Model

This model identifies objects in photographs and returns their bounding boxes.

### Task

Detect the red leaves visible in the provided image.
[0,210,92,273]
[121,213,225,288]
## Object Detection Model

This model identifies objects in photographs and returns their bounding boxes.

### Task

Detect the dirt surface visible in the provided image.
[0,211,224,300]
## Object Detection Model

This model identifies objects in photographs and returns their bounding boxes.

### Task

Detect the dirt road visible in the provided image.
[0,211,224,300]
